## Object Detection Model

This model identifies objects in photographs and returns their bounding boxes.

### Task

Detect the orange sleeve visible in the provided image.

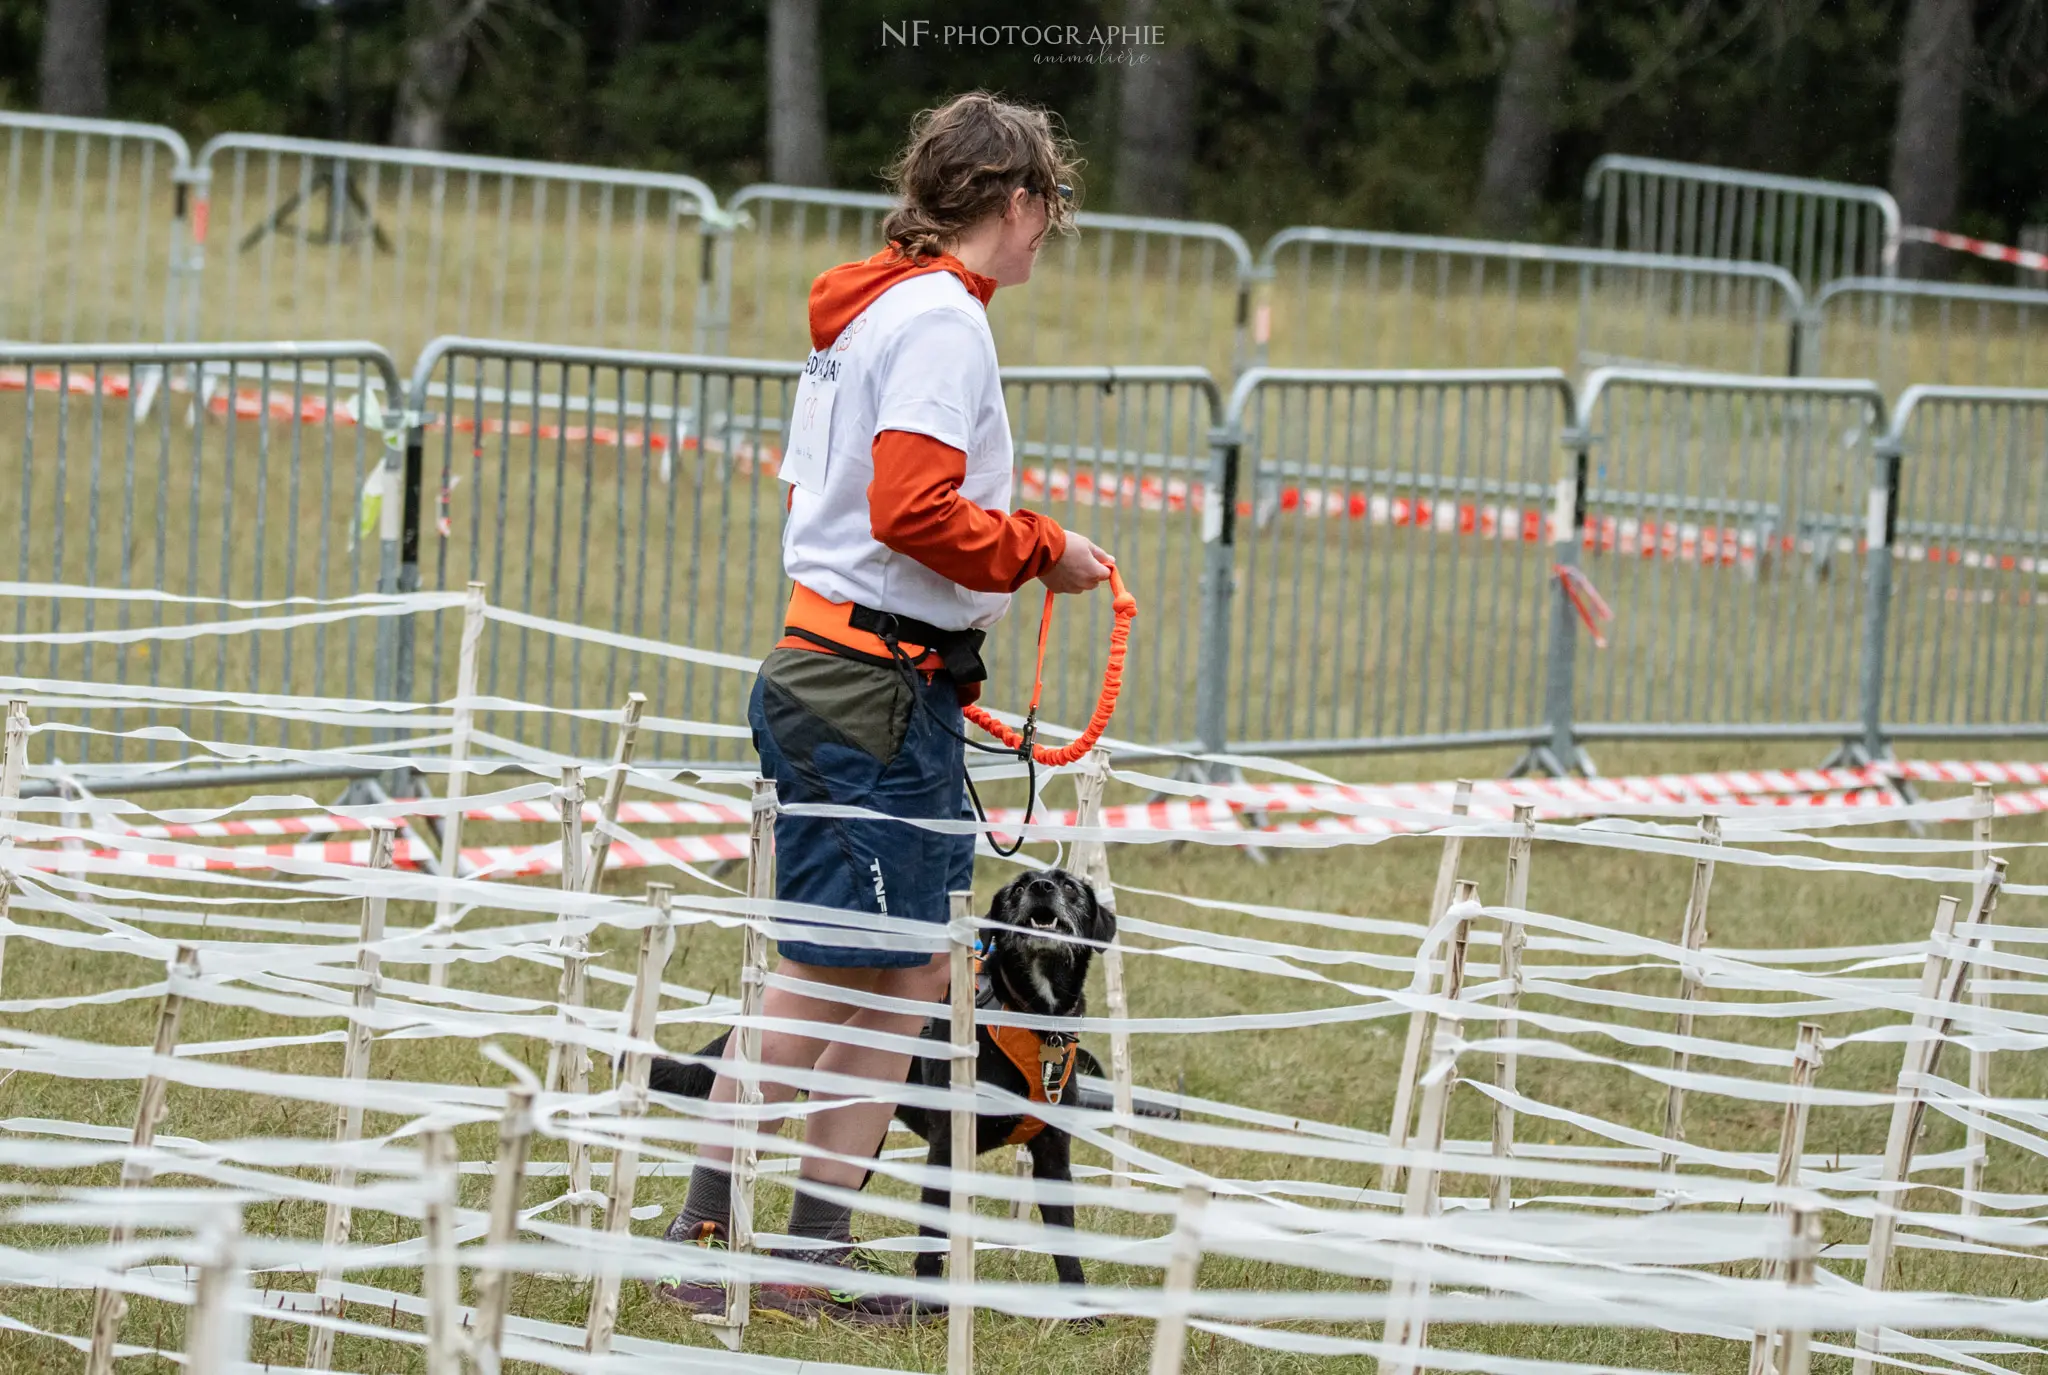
[868,429,1068,594]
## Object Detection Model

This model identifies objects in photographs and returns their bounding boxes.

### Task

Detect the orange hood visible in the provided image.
[808,249,997,351]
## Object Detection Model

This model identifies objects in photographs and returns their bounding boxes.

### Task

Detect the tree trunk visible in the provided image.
[1115,0,1197,217]
[767,0,828,186]
[391,0,482,152]
[1473,0,1576,238]
[38,0,110,118]
[1888,0,1971,277]
[615,0,655,61]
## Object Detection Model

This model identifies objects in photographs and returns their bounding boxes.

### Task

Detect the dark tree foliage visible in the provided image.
[0,0,2044,243]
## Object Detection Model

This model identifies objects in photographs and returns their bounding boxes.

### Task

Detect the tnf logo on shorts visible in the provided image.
[869,858,889,914]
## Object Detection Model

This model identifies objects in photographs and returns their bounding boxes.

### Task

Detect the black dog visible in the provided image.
[647,869,1129,1290]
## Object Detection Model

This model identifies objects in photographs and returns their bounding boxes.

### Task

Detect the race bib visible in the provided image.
[779,348,841,493]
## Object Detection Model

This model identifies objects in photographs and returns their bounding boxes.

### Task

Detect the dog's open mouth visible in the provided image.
[1020,904,1064,932]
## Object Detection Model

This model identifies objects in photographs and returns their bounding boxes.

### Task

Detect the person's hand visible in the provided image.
[1040,533,1114,594]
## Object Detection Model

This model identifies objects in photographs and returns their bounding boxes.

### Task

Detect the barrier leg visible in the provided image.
[1383,780,1473,1194]
[306,823,396,1371]
[421,1128,463,1375]
[1146,1186,1211,1375]
[704,777,775,1350]
[1748,1023,1825,1375]
[948,890,977,1375]
[472,1084,537,1373]
[1962,783,1994,1218]
[1379,880,1475,1375]
[1661,815,1723,1187]
[1853,858,2005,1375]
[1074,749,1134,1186]
[86,944,200,1375]
[583,691,648,896]
[1491,805,1533,1216]
[428,581,486,989]
[586,883,676,1358]
[0,698,30,995]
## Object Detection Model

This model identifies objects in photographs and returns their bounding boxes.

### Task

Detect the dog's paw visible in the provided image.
[1062,1313,1105,1331]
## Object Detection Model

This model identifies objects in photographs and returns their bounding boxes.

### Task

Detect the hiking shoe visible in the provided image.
[648,1219,731,1316]
[757,1239,925,1327]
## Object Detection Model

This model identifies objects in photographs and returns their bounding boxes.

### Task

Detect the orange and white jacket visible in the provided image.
[778,249,1066,665]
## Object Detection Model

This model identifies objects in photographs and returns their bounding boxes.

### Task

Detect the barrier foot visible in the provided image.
[1509,743,1593,779]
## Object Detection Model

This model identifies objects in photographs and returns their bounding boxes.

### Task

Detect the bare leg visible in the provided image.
[695,955,944,1171]
[803,958,949,1189]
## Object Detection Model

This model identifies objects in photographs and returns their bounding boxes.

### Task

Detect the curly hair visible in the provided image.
[881,92,1081,263]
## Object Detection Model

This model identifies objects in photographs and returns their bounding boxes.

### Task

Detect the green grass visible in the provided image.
[2,739,2046,1374]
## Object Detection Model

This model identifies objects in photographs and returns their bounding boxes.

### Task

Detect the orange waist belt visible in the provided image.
[777,583,944,669]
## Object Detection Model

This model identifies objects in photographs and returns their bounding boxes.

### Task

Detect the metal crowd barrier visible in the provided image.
[5,333,2045,786]
[721,184,1255,377]
[188,135,728,364]
[1582,154,1899,290]
[0,112,197,346]
[1255,228,1804,377]
[1214,367,1568,756]
[1873,386,2048,742]
[1552,371,1885,765]
[0,340,406,781]
[1803,278,2048,392]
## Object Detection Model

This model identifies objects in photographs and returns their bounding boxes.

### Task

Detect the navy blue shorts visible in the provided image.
[749,647,975,969]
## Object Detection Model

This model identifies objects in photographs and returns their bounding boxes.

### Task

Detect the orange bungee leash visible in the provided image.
[963,565,1137,766]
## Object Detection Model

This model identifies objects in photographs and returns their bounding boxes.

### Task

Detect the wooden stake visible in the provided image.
[1853,857,2005,1375]
[471,1083,536,1373]
[948,890,977,1375]
[1491,804,1534,1216]
[428,581,486,989]
[420,1128,463,1375]
[583,692,648,895]
[1962,783,1994,1218]
[1770,1205,1824,1375]
[706,777,775,1349]
[586,883,676,1358]
[87,943,199,1375]
[1075,749,1135,1187]
[1383,780,1473,1194]
[184,1206,249,1374]
[546,767,597,1235]
[306,823,396,1372]
[0,698,31,996]
[1010,1145,1033,1220]
[1748,1023,1825,1375]
[1661,814,1723,1183]
[1379,880,1475,1375]
[1146,1185,1211,1375]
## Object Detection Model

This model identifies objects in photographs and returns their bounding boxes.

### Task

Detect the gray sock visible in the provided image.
[668,1164,731,1240]
[786,1187,855,1251]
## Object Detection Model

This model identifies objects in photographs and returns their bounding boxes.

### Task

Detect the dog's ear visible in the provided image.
[1080,878,1115,945]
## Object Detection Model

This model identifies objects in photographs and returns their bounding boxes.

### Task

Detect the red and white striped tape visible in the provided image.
[1898,226,2048,274]
[28,759,2044,875]
[16,831,750,876]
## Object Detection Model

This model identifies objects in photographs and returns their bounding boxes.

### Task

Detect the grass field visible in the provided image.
[0,736,2044,1375]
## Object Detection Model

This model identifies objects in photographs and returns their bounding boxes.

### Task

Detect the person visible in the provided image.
[653,92,1115,1326]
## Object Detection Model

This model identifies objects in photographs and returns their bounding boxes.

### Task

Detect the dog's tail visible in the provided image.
[647,1031,732,1100]
[1070,1048,1182,1120]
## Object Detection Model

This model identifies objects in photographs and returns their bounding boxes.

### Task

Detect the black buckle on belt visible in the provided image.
[849,604,989,684]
